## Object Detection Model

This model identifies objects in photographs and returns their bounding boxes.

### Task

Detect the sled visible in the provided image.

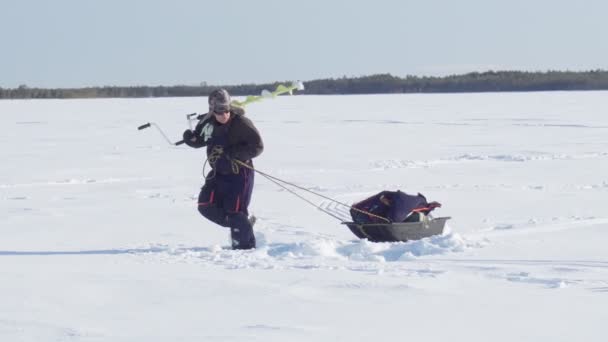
[343,216,451,242]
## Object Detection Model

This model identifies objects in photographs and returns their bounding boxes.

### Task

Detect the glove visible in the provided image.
[183,129,195,141]
[183,129,202,148]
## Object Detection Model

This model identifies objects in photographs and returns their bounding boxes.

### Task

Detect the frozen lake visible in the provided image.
[1,91,607,341]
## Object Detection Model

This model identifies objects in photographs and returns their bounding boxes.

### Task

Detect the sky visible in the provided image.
[1,0,607,88]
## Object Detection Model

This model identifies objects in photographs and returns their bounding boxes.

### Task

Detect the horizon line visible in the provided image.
[4,69,607,90]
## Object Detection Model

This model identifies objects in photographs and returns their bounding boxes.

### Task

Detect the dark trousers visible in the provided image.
[197,166,256,249]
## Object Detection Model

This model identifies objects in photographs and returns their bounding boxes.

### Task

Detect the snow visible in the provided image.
[1,91,608,341]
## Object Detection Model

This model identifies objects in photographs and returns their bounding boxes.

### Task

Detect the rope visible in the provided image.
[257,171,346,222]
[232,159,391,223]
[203,146,240,180]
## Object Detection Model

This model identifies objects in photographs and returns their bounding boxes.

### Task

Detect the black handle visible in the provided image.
[137,123,151,130]
[175,140,185,146]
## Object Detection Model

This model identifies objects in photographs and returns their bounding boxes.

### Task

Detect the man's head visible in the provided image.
[208,88,231,124]
[208,88,231,113]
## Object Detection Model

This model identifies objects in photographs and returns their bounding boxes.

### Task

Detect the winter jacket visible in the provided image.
[184,108,264,168]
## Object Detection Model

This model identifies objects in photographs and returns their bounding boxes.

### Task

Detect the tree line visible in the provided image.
[1,70,607,99]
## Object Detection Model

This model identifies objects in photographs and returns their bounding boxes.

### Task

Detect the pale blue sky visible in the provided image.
[1,0,606,88]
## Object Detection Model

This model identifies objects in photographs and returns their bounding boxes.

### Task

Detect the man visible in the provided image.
[182,89,263,249]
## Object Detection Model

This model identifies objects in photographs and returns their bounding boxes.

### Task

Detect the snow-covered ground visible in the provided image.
[1,91,607,341]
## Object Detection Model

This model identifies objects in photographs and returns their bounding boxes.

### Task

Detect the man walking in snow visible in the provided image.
[182,89,263,249]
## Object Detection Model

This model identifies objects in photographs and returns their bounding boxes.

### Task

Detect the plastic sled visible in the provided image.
[343,216,451,242]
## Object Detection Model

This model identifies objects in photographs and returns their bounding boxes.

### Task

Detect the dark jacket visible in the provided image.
[184,108,264,166]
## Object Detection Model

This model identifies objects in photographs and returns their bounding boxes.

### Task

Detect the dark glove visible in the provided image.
[183,129,203,148]
[183,129,194,140]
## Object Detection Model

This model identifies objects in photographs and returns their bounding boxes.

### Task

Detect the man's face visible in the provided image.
[213,110,231,124]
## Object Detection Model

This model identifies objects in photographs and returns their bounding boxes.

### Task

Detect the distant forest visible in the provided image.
[2,70,608,99]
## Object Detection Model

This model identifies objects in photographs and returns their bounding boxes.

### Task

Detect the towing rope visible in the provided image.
[232,159,391,223]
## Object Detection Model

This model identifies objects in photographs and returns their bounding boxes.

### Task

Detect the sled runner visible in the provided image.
[343,216,450,242]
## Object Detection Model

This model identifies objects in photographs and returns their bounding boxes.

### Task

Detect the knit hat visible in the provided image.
[208,88,231,113]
